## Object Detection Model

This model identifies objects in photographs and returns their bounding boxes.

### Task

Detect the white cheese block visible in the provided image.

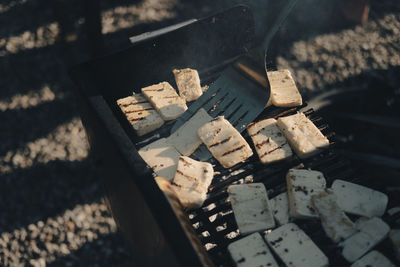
[351,250,395,267]
[138,138,181,181]
[267,69,302,107]
[265,223,329,267]
[270,192,289,225]
[166,108,212,156]
[247,118,293,164]
[342,217,390,262]
[286,169,326,219]
[277,112,329,158]
[197,116,253,168]
[389,230,400,261]
[116,94,164,136]
[173,68,203,102]
[332,180,388,217]
[141,81,187,120]
[228,183,275,235]
[228,232,278,267]
[171,156,213,209]
[311,189,357,243]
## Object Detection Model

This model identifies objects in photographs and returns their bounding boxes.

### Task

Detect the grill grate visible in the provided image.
[110,63,400,267]
[179,106,400,267]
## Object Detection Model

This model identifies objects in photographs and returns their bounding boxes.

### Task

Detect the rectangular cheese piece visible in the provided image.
[267,69,302,107]
[173,68,203,102]
[171,156,213,209]
[332,180,388,217]
[116,94,164,136]
[167,108,212,156]
[228,232,278,267]
[286,169,326,219]
[141,81,187,120]
[228,183,275,235]
[270,192,289,225]
[351,250,395,267]
[247,118,293,164]
[389,230,400,261]
[277,112,329,158]
[311,190,357,243]
[342,217,390,262]
[197,116,253,168]
[138,138,181,181]
[265,223,329,267]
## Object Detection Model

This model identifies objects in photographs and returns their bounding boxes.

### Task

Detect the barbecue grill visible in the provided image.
[69,6,400,267]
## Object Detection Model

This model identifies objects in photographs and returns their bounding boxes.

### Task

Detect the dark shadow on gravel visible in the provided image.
[0,98,77,154]
[0,159,99,233]
[45,232,134,267]
[0,0,144,38]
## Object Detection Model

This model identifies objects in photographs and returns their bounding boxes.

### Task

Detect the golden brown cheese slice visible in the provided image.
[197,116,253,168]
[247,118,292,164]
[267,69,302,107]
[277,112,329,158]
[170,156,214,209]
[173,68,203,102]
[116,94,164,136]
[141,82,187,120]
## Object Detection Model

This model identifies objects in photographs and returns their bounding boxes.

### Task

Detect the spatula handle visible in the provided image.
[260,0,299,51]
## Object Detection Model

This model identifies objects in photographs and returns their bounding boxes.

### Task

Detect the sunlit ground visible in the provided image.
[0,0,399,266]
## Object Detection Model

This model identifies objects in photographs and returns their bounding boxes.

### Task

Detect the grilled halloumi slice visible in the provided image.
[267,69,302,107]
[286,169,326,219]
[197,116,253,168]
[116,94,164,136]
[173,68,203,102]
[332,180,388,217]
[270,192,290,226]
[229,183,275,235]
[351,251,395,267]
[277,112,329,158]
[167,108,213,156]
[311,190,357,243]
[171,156,213,209]
[228,233,278,267]
[141,82,187,120]
[265,223,329,267]
[138,138,181,181]
[247,118,292,164]
[342,217,390,262]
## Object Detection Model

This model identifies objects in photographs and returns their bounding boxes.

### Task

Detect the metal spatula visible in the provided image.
[171,0,298,161]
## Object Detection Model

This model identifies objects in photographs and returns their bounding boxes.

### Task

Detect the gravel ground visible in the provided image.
[1,0,399,266]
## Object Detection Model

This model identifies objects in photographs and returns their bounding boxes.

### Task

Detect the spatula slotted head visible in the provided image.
[171,66,269,161]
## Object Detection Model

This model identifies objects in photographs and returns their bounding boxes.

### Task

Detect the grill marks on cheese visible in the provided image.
[141,81,187,120]
[117,94,164,136]
[171,156,214,208]
[197,116,253,168]
[248,118,293,164]
[277,112,329,158]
